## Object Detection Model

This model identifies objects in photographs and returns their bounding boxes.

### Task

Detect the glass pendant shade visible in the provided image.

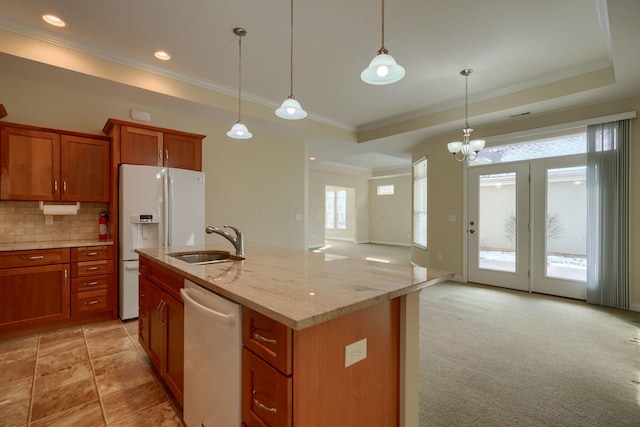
[361,52,405,85]
[275,97,307,120]
[227,122,252,139]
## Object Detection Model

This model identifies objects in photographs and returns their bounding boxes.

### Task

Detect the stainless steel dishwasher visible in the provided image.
[180,279,242,427]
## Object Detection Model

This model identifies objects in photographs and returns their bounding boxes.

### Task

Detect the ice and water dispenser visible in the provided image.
[129,213,161,251]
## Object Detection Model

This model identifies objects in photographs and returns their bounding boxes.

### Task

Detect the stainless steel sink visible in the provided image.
[168,250,244,265]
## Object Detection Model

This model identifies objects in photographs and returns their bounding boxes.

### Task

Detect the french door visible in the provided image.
[468,163,530,291]
[467,156,587,299]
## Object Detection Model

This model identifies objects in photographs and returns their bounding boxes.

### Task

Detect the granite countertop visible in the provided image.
[0,240,114,252]
[136,243,454,330]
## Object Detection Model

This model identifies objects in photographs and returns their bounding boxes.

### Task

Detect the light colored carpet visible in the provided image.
[314,240,640,425]
[420,282,640,426]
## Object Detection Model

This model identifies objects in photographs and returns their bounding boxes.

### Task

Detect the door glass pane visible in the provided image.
[546,167,587,281]
[478,173,516,272]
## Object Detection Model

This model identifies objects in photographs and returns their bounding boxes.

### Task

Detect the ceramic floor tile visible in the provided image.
[0,376,32,406]
[38,326,83,346]
[30,377,98,422]
[38,334,86,358]
[101,381,167,424]
[82,320,123,337]
[29,400,105,427]
[36,345,89,375]
[0,336,37,355]
[0,359,35,384]
[0,397,29,427]
[0,345,37,368]
[34,361,93,394]
[122,319,139,336]
[108,401,183,427]
[95,359,156,396]
[92,348,145,377]
[87,336,134,360]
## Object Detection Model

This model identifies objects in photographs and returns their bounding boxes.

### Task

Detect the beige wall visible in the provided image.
[0,70,307,250]
[308,165,371,248]
[412,96,640,310]
[369,173,412,246]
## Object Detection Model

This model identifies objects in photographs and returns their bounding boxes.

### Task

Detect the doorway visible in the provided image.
[467,155,587,299]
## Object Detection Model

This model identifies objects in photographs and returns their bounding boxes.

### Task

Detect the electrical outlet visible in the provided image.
[345,338,367,367]
[437,253,443,262]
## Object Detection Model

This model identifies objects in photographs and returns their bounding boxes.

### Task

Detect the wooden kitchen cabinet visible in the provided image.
[0,124,110,202]
[0,248,70,333]
[70,246,114,318]
[138,256,185,407]
[103,119,204,171]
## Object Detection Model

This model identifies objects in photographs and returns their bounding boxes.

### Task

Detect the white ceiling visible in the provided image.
[0,0,638,170]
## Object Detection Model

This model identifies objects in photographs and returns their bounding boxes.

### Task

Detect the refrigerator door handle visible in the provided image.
[162,169,172,247]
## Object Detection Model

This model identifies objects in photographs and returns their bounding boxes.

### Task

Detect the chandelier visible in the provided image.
[447,69,485,162]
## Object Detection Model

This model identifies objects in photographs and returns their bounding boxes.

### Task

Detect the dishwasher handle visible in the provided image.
[180,288,236,325]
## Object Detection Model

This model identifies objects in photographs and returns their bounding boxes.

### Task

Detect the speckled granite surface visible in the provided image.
[0,240,114,251]
[137,243,453,330]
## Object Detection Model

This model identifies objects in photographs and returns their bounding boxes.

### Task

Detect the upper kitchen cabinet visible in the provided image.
[0,124,110,202]
[103,119,204,171]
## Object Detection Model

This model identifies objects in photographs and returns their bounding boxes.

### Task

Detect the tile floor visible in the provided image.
[0,320,184,426]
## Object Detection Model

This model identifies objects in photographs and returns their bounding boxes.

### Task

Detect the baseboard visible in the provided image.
[369,240,412,247]
[325,237,354,242]
[630,303,640,312]
[307,244,323,250]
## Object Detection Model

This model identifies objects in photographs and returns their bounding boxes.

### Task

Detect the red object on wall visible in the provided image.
[99,211,108,240]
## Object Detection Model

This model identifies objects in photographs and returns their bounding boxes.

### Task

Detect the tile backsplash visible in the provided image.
[0,201,108,244]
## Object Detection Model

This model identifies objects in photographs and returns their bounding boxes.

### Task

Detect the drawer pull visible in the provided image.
[26,255,45,260]
[253,329,277,344]
[84,299,103,305]
[85,266,100,271]
[86,252,100,256]
[252,390,277,414]
[85,281,100,286]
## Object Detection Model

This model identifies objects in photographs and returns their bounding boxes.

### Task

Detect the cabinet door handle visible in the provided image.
[165,149,169,162]
[63,181,67,192]
[54,180,58,192]
[158,149,162,163]
[253,329,277,344]
[26,255,45,260]
[84,299,103,305]
[252,390,277,414]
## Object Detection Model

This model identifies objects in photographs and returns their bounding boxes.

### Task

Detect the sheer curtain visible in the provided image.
[586,120,629,309]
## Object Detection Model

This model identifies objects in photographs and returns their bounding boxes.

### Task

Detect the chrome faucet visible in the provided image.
[205,225,244,256]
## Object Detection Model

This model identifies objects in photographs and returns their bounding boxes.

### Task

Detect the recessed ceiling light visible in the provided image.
[154,51,171,61]
[308,157,316,161]
[42,14,66,27]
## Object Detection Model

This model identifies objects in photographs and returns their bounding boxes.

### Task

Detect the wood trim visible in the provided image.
[0,121,109,141]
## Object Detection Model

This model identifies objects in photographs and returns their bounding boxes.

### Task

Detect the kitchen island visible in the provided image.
[136,243,453,427]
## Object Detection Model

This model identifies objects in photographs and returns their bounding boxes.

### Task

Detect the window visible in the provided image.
[326,189,347,230]
[377,184,394,195]
[413,158,427,248]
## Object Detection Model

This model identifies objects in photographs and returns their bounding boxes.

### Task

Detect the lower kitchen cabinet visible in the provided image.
[138,258,185,408]
[0,263,70,331]
[0,245,116,340]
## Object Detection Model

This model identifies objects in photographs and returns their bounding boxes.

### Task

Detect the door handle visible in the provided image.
[469,229,476,234]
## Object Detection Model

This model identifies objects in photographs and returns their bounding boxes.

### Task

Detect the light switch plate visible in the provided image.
[345,338,367,367]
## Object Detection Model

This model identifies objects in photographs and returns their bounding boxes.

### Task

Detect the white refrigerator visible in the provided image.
[119,164,205,320]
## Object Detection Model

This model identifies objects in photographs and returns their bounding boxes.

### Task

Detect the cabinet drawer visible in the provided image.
[141,257,184,301]
[243,307,292,375]
[242,348,292,427]
[0,248,70,268]
[71,245,112,262]
[71,274,112,293]
[71,289,113,316]
[71,260,113,277]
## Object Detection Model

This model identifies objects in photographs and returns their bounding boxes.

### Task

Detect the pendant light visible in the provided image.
[275,0,307,120]
[447,69,485,162]
[227,27,253,139]
[361,0,405,85]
